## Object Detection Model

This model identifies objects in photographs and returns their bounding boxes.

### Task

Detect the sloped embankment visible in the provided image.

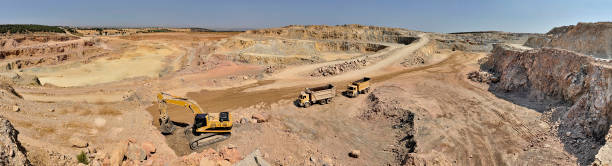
[484,44,611,164]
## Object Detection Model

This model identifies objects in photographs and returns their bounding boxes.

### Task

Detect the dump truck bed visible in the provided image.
[351,77,371,92]
[352,77,371,85]
[306,84,336,101]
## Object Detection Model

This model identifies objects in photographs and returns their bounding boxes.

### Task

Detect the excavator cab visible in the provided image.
[193,114,208,132]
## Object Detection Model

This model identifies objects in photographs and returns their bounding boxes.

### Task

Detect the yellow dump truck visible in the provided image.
[298,84,336,107]
[345,77,371,97]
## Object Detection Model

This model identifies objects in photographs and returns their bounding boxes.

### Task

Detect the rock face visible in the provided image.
[434,31,534,52]
[486,44,611,138]
[216,24,419,66]
[0,36,99,71]
[244,24,419,44]
[0,116,30,166]
[593,129,612,166]
[525,22,612,59]
[484,44,611,164]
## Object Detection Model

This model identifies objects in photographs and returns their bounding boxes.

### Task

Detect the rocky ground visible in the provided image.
[0,23,610,166]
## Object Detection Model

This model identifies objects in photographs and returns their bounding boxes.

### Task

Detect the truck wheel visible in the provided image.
[321,99,327,105]
[365,88,370,93]
[326,98,332,104]
[304,102,311,108]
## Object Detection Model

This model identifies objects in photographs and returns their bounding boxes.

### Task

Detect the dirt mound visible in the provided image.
[525,22,612,59]
[0,116,30,166]
[484,44,612,165]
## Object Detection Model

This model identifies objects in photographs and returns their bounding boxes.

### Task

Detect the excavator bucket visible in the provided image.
[159,117,175,134]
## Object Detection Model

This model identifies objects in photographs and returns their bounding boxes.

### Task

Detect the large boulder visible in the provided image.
[109,140,129,166]
[251,114,268,123]
[0,116,30,166]
[235,149,271,166]
[126,143,146,161]
[141,141,156,155]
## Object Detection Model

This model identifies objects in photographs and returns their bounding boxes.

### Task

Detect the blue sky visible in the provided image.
[1,0,611,33]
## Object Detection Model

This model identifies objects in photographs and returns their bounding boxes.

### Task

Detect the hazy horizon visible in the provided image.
[2,0,611,33]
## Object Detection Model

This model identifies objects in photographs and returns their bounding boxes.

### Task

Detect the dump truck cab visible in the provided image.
[298,92,311,107]
[346,84,359,97]
[345,77,371,97]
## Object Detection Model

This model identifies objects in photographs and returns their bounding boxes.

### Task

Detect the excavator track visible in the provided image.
[184,126,231,150]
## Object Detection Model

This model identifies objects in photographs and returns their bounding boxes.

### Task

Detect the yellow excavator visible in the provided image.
[157,92,232,150]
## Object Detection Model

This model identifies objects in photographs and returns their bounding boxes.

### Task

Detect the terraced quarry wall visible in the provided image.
[0,35,99,71]
[218,25,418,65]
[525,22,612,59]
[434,32,533,52]
[244,24,419,44]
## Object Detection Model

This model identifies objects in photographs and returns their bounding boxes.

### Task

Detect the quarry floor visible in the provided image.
[0,32,580,165]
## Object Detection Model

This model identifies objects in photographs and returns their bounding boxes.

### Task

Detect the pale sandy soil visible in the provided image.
[23,40,183,87]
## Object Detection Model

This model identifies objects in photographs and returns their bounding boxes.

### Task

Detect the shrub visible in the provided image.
[76,151,89,164]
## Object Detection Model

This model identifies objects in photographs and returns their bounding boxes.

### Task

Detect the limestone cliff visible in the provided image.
[525,22,612,59]
[484,44,611,164]
[486,44,611,139]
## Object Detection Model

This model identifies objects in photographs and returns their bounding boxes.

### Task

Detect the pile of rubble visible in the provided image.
[310,59,367,77]
[466,71,499,84]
